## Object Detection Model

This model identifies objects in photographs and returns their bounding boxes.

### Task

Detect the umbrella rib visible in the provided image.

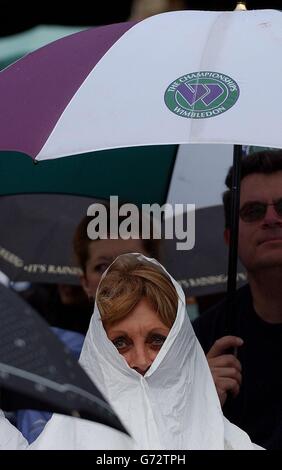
[0,361,114,414]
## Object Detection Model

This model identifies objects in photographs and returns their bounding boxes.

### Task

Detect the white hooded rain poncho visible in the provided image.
[0,410,28,449]
[30,254,259,450]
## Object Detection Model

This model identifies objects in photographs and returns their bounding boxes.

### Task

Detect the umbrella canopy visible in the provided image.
[0,144,176,206]
[0,282,127,434]
[1,9,282,298]
[0,9,282,159]
[161,206,247,297]
[0,144,240,295]
[0,193,95,284]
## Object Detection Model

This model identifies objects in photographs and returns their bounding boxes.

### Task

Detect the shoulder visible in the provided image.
[192,296,228,346]
[194,284,252,327]
[192,284,252,351]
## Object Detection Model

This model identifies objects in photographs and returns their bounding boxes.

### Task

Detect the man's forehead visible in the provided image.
[240,171,282,201]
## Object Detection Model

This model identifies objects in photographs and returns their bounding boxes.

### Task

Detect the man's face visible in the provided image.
[237,171,282,272]
[81,238,149,297]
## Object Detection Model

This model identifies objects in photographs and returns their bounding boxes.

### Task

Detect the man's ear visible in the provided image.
[80,275,92,298]
[224,228,230,246]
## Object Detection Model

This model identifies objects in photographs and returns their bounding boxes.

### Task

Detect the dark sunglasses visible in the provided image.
[239,198,282,222]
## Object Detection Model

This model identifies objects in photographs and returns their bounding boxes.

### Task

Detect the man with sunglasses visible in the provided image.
[193,150,282,449]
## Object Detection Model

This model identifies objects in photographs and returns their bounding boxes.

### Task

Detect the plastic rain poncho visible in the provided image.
[30,254,260,450]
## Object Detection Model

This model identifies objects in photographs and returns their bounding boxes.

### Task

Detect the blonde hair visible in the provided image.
[97,255,178,328]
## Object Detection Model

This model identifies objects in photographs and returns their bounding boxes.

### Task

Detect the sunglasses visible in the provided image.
[239,198,282,222]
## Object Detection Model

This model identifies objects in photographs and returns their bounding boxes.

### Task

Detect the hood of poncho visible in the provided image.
[80,253,254,450]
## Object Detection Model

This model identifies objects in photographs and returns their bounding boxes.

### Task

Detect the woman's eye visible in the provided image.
[150,334,167,347]
[112,337,127,350]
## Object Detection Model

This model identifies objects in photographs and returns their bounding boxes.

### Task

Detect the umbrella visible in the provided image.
[1,9,282,159]
[1,9,282,300]
[0,193,95,284]
[0,144,177,207]
[0,143,239,295]
[0,282,127,434]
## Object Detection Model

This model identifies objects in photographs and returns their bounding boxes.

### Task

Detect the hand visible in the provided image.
[206,336,243,407]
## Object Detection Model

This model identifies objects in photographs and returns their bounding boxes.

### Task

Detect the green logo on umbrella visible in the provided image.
[164,71,239,119]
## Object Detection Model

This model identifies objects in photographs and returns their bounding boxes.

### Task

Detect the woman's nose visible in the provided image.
[129,345,152,375]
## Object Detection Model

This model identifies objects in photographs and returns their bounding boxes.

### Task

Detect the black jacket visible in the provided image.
[193,285,282,449]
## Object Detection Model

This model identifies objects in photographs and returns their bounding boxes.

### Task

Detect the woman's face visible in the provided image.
[81,238,149,297]
[104,298,170,376]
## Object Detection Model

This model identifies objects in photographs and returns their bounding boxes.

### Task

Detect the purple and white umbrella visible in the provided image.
[0,9,282,304]
[0,9,282,161]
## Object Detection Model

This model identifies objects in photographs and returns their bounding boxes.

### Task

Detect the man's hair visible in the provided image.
[73,201,160,273]
[223,150,282,229]
[97,255,178,328]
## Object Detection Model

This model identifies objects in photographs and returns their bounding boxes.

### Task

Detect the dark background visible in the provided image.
[1,1,281,37]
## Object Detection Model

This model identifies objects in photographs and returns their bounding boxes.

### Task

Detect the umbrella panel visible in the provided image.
[0,283,127,434]
[0,193,99,283]
[0,145,177,206]
[160,206,246,297]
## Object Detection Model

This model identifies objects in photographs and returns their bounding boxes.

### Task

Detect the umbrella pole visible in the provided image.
[226,144,242,335]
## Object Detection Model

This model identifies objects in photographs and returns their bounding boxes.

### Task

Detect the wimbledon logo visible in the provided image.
[164,71,239,119]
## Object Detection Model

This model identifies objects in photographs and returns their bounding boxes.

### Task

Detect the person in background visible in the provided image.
[72,208,160,300]
[193,150,282,449]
